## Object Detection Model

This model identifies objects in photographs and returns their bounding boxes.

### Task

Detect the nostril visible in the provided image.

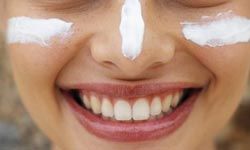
[149,62,165,69]
[102,60,119,69]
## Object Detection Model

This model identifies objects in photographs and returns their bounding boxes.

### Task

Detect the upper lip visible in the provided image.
[61,82,203,99]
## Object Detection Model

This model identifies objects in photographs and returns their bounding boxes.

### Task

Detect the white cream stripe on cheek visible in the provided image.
[181,11,250,47]
[7,16,73,46]
[119,0,145,60]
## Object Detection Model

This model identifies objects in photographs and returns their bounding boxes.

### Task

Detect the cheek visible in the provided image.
[7,44,76,141]
[202,44,250,124]
[8,45,64,108]
[193,44,250,83]
[204,45,250,111]
[8,44,73,85]
[189,45,250,137]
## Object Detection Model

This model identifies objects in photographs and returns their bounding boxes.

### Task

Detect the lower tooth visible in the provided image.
[165,108,173,114]
[149,115,156,120]
[102,116,110,120]
[156,112,164,119]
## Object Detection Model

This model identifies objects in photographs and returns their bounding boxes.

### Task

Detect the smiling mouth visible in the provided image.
[61,83,203,142]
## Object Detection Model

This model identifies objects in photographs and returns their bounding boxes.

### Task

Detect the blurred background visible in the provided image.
[0,25,250,150]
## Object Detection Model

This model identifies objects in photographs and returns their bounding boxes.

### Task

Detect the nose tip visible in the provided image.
[90,33,175,78]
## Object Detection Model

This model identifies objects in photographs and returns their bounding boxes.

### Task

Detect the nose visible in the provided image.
[90,2,175,79]
[90,32,175,79]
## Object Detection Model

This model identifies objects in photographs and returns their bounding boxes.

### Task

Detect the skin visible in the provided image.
[6,0,250,150]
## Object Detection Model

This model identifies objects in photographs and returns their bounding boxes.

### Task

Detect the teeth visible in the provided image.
[162,95,172,113]
[79,90,185,121]
[156,112,164,119]
[101,98,114,118]
[82,94,91,109]
[133,98,150,121]
[150,96,162,116]
[90,95,101,114]
[171,92,182,108]
[114,100,132,121]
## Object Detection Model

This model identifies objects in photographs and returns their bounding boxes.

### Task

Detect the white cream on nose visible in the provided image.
[119,0,145,60]
[181,11,250,47]
[7,16,73,46]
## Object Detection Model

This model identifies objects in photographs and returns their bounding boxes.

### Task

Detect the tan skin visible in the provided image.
[6,0,250,150]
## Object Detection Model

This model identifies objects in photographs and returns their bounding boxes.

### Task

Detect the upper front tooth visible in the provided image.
[82,94,91,109]
[90,95,101,114]
[114,100,132,121]
[150,96,162,116]
[133,98,150,121]
[162,95,172,112]
[171,92,181,107]
[101,98,114,118]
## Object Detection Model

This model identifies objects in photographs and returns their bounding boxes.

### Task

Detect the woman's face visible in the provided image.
[6,0,250,150]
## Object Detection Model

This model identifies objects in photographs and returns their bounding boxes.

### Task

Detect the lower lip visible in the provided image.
[63,92,199,142]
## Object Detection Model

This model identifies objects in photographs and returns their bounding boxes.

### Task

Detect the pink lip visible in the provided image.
[61,83,201,142]
[62,82,201,98]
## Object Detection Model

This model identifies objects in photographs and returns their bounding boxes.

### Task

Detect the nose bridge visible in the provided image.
[120,0,145,60]
[90,0,175,78]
